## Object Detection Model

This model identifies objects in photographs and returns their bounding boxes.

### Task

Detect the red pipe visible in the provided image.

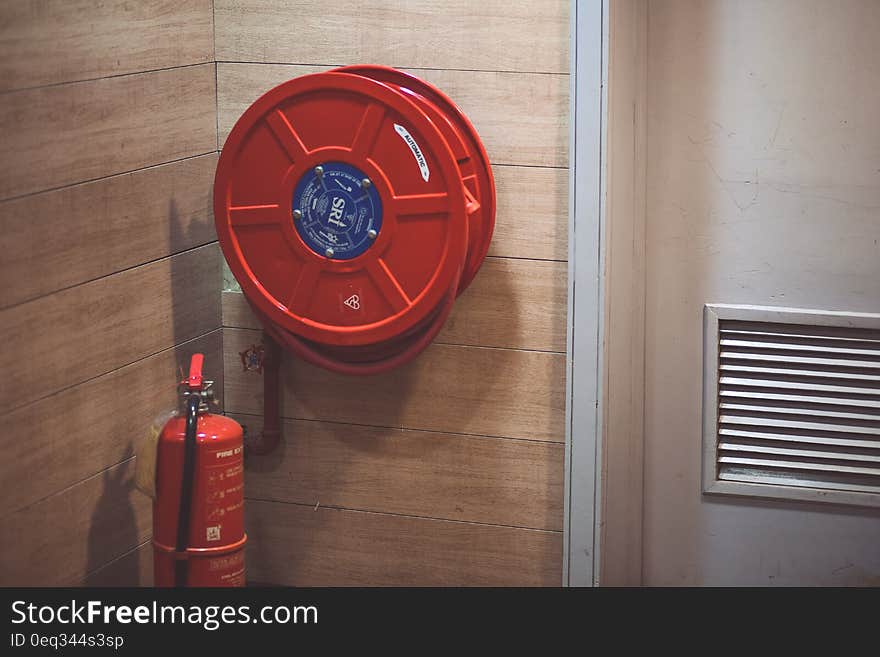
[243,331,282,455]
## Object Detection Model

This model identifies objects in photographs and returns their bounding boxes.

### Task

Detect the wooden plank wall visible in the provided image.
[215,0,570,586]
[0,1,219,586]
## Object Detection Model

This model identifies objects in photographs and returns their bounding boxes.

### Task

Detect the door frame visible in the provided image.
[563,0,608,587]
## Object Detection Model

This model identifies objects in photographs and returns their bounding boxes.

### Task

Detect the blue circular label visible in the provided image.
[292,161,382,260]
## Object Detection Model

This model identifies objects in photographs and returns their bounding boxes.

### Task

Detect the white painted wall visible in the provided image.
[643,0,880,585]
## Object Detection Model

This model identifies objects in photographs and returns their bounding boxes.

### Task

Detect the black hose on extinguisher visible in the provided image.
[174,393,201,587]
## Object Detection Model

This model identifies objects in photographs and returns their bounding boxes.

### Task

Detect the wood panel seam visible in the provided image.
[0,61,214,98]
[232,411,565,446]
[224,327,565,442]
[222,334,565,356]
[215,60,570,77]
[1,239,219,312]
[0,150,219,205]
[246,497,563,535]
[4,454,134,522]
[494,163,569,171]
[222,311,565,354]
[216,62,568,168]
[1,63,217,199]
[212,2,219,152]
[482,254,567,264]
[232,413,563,444]
[0,326,223,420]
[79,538,151,586]
[1,243,220,413]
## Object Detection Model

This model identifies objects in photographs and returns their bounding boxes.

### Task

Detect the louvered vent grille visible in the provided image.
[703,306,880,507]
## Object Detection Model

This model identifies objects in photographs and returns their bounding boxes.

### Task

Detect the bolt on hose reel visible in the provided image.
[214,65,495,375]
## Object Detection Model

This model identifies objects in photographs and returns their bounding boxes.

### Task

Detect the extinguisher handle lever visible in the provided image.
[187,353,204,390]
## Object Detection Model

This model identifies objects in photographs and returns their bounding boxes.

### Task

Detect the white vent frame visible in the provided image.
[702,304,880,508]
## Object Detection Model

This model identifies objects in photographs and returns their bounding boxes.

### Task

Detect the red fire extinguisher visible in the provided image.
[152,354,246,587]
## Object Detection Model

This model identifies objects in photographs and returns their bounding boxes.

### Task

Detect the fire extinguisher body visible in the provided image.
[153,409,246,587]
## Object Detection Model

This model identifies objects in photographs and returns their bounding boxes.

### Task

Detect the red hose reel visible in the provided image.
[214,65,495,375]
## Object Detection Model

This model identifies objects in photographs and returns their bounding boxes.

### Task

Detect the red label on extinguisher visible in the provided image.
[188,543,246,587]
[197,445,245,548]
[207,551,246,587]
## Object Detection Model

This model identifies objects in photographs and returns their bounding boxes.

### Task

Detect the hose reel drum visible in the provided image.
[214,65,495,375]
